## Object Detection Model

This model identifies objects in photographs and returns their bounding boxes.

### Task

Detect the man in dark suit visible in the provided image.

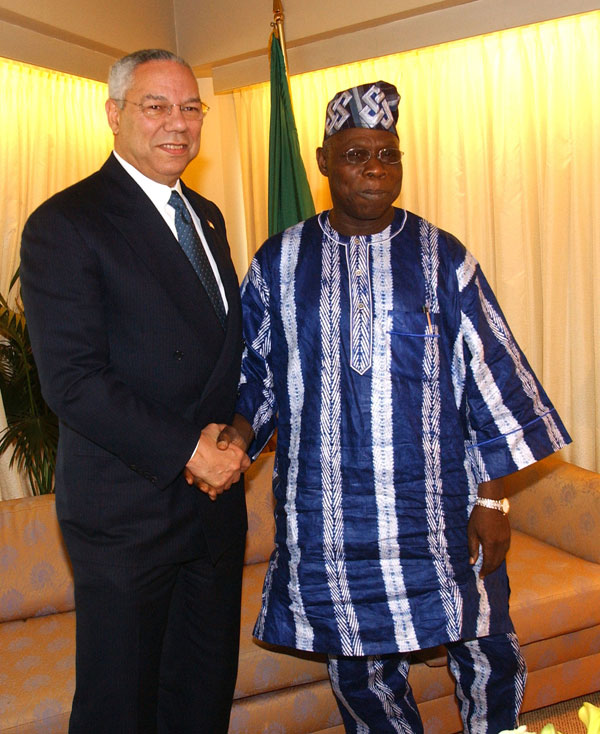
[20,49,249,734]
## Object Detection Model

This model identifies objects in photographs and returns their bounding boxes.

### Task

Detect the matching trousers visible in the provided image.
[328,632,527,734]
[67,535,245,734]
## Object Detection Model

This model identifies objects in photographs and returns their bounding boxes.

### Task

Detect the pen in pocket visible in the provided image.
[422,305,433,335]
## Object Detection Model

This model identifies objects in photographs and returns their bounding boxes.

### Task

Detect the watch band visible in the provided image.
[474,497,510,515]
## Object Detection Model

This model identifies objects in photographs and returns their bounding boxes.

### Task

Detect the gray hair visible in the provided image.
[108,49,193,106]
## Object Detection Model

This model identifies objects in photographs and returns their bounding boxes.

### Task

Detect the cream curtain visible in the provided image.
[0,57,113,303]
[0,58,113,498]
[232,11,600,473]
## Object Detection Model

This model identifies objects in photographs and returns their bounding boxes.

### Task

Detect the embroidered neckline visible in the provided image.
[317,209,408,245]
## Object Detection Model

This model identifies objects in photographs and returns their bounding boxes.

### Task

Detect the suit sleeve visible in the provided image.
[20,201,201,490]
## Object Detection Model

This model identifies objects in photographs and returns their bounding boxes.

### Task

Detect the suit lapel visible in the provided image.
[97,156,242,413]
[99,155,224,335]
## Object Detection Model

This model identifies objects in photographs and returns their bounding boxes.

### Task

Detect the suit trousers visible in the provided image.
[328,632,527,734]
[67,534,245,734]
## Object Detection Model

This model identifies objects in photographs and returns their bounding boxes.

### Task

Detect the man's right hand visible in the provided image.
[184,423,251,500]
[216,414,255,454]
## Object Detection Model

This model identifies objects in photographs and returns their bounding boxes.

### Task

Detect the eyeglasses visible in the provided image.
[112,99,209,120]
[341,148,404,165]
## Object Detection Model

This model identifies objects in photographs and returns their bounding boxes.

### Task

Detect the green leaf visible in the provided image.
[0,270,57,494]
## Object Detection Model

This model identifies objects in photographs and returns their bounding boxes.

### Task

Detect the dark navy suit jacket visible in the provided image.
[20,154,247,567]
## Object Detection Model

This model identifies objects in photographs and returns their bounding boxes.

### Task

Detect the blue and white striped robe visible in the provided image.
[236,209,570,656]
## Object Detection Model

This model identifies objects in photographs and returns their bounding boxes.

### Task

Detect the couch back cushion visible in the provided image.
[244,452,276,565]
[0,494,74,622]
[508,455,600,564]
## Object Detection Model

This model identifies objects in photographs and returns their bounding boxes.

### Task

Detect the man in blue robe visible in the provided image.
[220,81,571,733]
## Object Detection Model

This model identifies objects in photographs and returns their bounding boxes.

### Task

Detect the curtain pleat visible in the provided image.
[0,58,113,302]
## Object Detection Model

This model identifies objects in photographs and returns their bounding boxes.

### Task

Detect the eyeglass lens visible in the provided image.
[344,148,403,165]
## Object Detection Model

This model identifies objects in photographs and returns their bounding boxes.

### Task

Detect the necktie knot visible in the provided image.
[169,190,192,224]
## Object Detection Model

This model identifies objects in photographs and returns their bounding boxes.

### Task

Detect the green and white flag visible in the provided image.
[268,33,315,237]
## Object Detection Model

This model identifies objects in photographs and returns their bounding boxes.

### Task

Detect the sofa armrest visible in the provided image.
[0,494,74,621]
[506,453,600,563]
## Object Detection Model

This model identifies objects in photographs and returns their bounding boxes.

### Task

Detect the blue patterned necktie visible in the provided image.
[168,190,227,329]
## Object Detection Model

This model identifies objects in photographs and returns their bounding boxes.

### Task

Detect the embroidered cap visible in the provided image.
[323,81,400,141]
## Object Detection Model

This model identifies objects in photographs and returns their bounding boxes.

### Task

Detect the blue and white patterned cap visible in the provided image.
[323,81,400,140]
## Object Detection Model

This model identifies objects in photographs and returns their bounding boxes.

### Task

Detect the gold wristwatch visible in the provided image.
[474,497,510,515]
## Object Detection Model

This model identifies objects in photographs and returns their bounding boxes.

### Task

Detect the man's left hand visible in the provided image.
[467,506,511,577]
[468,477,511,578]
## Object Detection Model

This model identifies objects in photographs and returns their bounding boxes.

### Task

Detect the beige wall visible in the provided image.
[0,0,174,51]
[175,0,475,73]
[210,0,600,90]
[0,0,175,81]
[2,0,600,88]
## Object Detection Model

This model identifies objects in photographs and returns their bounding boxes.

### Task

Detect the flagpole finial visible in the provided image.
[271,0,289,75]
[273,0,284,23]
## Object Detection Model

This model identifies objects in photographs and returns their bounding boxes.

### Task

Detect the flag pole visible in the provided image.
[272,0,290,78]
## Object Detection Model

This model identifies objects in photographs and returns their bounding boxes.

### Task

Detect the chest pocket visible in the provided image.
[387,309,440,381]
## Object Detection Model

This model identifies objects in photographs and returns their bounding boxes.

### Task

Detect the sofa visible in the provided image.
[1,452,599,734]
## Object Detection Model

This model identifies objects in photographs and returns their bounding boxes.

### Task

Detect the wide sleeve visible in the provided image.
[454,251,571,483]
[236,253,278,459]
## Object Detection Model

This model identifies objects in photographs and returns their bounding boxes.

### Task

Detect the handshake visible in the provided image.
[184,415,254,501]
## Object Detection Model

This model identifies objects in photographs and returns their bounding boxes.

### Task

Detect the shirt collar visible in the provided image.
[113,151,183,211]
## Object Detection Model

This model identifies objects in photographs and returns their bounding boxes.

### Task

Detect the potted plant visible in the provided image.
[0,269,58,494]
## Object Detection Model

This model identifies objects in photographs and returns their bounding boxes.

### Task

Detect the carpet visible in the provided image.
[520,692,600,733]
